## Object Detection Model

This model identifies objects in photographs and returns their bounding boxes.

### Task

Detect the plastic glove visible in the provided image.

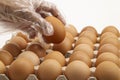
[0,0,66,38]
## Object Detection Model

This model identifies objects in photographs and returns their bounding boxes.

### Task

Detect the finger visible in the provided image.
[39,11,50,18]
[37,1,66,24]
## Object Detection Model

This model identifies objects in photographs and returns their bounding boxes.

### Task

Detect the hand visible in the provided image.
[0,0,66,38]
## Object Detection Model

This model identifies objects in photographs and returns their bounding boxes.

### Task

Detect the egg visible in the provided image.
[66,32,74,43]
[75,37,94,49]
[43,16,66,43]
[100,37,119,48]
[65,61,90,80]
[2,42,21,57]
[95,52,119,67]
[101,26,119,37]
[17,51,40,66]
[8,58,34,80]
[26,42,46,58]
[79,30,97,43]
[37,59,62,80]
[9,36,27,50]
[100,32,118,42]
[16,32,29,42]
[80,26,98,36]
[97,44,119,57]
[0,61,6,74]
[53,37,72,55]
[74,44,94,58]
[65,24,78,37]
[69,51,91,67]
[95,61,120,80]
[44,51,66,66]
[0,50,13,65]
[118,58,120,68]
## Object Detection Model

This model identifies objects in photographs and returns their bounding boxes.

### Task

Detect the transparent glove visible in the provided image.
[0,0,66,38]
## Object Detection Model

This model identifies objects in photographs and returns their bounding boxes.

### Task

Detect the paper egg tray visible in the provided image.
[0,35,103,80]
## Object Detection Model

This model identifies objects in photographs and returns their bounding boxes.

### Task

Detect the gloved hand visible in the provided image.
[0,0,66,38]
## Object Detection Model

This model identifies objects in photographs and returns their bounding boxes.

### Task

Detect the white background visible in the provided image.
[0,0,120,48]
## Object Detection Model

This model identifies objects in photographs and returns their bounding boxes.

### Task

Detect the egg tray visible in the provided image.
[0,36,101,80]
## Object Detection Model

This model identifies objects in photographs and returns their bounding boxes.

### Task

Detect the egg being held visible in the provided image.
[43,16,66,43]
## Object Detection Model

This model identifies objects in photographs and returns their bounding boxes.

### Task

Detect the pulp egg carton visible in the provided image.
[0,36,100,80]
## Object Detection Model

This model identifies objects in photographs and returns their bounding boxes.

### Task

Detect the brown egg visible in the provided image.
[97,44,119,57]
[2,42,21,57]
[53,37,72,55]
[80,26,98,36]
[44,51,66,66]
[118,59,120,68]
[16,32,29,42]
[79,31,97,43]
[75,37,94,49]
[0,61,6,74]
[100,37,119,48]
[65,61,90,80]
[37,59,62,80]
[17,51,40,66]
[74,44,94,58]
[43,16,66,43]
[101,26,119,37]
[8,58,34,80]
[66,32,74,43]
[10,36,27,49]
[65,24,78,37]
[69,51,92,67]
[26,42,46,58]
[95,52,119,67]
[100,32,118,42]
[95,61,120,80]
[0,50,13,65]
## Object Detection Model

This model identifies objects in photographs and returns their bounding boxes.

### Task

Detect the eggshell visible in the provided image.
[95,52,119,67]
[66,32,74,43]
[80,26,98,36]
[95,61,120,80]
[17,51,40,66]
[37,59,62,80]
[0,50,13,65]
[79,30,97,43]
[8,58,34,80]
[74,44,94,58]
[44,51,66,66]
[75,37,94,49]
[53,37,72,55]
[9,36,27,49]
[26,42,46,58]
[65,24,78,37]
[16,32,29,42]
[65,61,90,80]
[43,16,66,43]
[100,37,119,48]
[100,32,118,42]
[69,51,92,67]
[2,42,21,57]
[0,60,6,74]
[97,44,119,57]
[101,26,119,37]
